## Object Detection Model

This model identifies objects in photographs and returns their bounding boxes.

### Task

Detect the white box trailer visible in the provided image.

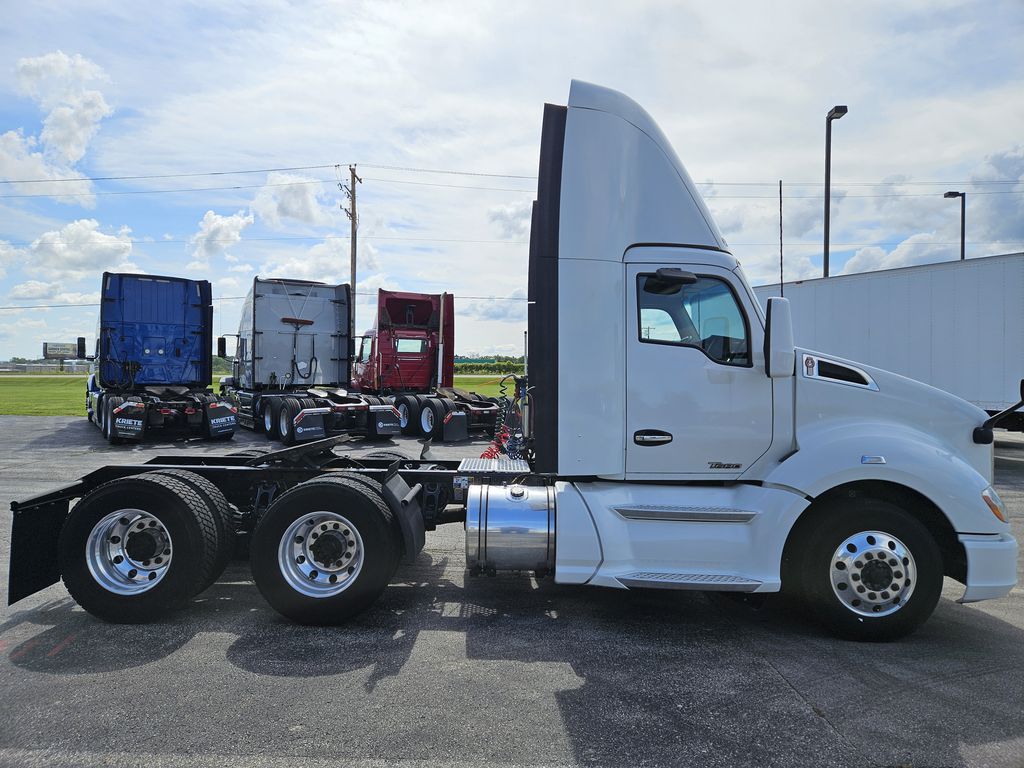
[754,252,1024,417]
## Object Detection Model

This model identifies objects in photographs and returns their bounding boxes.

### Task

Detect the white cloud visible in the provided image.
[0,51,112,204]
[7,280,100,304]
[841,232,957,275]
[0,241,24,279]
[260,238,379,286]
[487,200,532,240]
[252,172,337,229]
[462,288,528,323]
[187,210,254,269]
[18,219,135,281]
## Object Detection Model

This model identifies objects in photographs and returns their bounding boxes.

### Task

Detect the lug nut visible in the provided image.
[332,523,340,530]
[163,548,170,556]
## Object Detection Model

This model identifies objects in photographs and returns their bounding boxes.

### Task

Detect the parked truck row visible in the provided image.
[8,81,1018,642]
[67,272,500,446]
[217,279,499,445]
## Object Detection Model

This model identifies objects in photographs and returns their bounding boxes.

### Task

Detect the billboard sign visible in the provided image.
[42,342,79,359]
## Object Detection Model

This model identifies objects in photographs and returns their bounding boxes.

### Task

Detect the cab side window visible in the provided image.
[638,274,751,366]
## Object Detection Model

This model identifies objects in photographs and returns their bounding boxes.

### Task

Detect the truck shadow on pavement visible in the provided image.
[4,554,1024,767]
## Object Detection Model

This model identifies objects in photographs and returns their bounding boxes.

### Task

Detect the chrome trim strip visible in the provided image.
[617,572,762,592]
[614,505,757,523]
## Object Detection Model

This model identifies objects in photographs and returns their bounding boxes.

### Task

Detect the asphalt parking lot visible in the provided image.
[1,417,1023,768]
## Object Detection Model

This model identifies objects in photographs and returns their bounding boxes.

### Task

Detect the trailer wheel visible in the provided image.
[396,395,420,435]
[104,396,125,444]
[264,398,282,440]
[789,497,942,641]
[278,396,302,446]
[58,473,220,623]
[250,476,400,624]
[147,469,236,593]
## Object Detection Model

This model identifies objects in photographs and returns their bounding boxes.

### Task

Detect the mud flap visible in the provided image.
[111,403,146,440]
[293,411,327,442]
[8,497,73,604]
[441,411,469,442]
[205,403,237,437]
[368,404,401,438]
[380,466,426,564]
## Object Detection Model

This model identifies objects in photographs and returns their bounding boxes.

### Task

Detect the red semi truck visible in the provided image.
[351,290,499,440]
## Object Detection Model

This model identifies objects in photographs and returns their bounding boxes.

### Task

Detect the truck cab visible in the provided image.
[351,290,454,393]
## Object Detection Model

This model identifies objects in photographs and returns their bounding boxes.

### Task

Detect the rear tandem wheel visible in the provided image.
[57,472,221,623]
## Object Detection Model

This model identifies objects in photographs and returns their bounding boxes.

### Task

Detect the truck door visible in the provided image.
[625,257,772,478]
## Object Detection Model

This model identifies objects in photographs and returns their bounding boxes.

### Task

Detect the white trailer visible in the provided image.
[7,81,1019,642]
[754,253,1024,417]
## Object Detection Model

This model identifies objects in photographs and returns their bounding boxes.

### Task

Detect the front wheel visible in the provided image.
[250,476,400,625]
[789,497,942,641]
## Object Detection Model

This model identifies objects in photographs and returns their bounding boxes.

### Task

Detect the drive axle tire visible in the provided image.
[250,476,400,625]
[104,396,125,444]
[788,497,942,642]
[278,396,302,446]
[147,469,236,593]
[362,450,411,463]
[264,398,282,440]
[396,395,420,436]
[57,473,220,623]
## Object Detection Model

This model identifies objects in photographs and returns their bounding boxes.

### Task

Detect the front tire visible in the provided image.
[250,476,400,625]
[790,497,942,641]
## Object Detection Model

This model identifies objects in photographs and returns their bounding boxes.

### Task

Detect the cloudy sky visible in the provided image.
[1,0,1022,359]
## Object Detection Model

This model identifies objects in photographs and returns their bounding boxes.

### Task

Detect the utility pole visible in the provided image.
[342,164,362,338]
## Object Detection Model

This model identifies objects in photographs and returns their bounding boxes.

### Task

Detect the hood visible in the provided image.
[795,348,992,481]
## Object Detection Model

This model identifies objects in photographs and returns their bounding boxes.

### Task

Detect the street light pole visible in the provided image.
[944,191,966,260]
[823,105,848,278]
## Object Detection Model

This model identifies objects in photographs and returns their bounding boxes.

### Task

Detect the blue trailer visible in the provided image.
[85,272,236,443]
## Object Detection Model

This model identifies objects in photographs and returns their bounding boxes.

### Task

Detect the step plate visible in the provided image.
[457,458,531,474]
[618,572,762,592]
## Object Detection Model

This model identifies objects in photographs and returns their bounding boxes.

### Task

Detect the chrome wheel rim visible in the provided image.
[263,405,273,433]
[278,512,364,598]
[831,530,916,617]
[279,406,291,438]
[86,509,173,595]
[397,403,409,429]
[421,406,434,433]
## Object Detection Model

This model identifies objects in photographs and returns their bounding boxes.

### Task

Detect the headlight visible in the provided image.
[982,487,1008,523]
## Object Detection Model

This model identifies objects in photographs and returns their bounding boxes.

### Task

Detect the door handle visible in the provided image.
[634,430,673,446]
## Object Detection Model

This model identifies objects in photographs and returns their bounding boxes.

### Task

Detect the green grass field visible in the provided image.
[0,374,510,416]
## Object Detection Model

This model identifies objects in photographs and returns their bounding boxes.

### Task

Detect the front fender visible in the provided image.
[765,421,1004,535]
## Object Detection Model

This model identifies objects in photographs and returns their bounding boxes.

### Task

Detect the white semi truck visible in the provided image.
[7,81,1018,641]
[754,252,1024,422]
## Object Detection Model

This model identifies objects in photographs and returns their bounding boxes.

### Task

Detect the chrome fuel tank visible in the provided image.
[465,483,554,573]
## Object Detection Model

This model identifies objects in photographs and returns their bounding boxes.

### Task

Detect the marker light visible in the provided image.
[982,487,1008,523]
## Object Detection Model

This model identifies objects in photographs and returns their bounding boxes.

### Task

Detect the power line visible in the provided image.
[0,164,344,185]
[0,292,530,311]
[4,234,530,246]
[361,163,534,179]
[0,179,328,200]
[362,177,534,193]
